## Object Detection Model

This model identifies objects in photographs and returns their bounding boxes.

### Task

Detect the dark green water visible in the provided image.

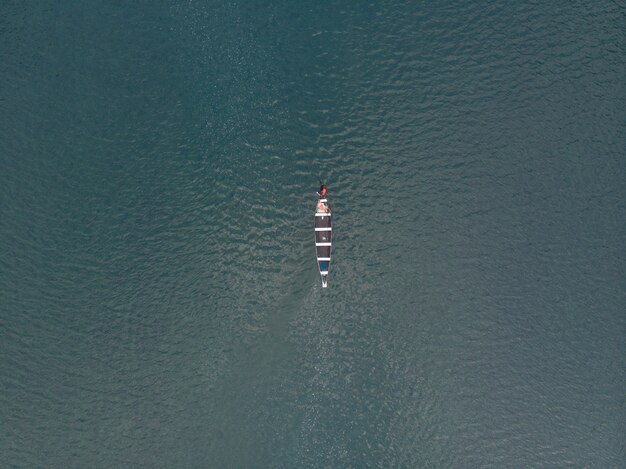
[1,1,624,467]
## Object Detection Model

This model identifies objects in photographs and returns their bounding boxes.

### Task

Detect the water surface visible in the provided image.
[1,1,624,467]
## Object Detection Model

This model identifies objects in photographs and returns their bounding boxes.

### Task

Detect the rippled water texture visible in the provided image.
[1,1,624,466]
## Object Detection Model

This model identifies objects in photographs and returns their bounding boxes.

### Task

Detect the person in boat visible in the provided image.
[317,199,329,212]
[317,184,329,212]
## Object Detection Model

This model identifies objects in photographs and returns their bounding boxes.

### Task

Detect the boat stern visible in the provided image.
[320,274,328,288]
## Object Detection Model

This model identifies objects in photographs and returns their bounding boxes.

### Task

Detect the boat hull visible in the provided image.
[314,199,332,287]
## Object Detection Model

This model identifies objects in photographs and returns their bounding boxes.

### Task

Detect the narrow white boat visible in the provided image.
[314,192,332,288]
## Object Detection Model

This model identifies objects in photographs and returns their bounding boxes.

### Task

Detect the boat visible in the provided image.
[314,192,332,287]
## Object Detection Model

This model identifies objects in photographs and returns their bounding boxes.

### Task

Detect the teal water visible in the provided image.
[1,1,624,467]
